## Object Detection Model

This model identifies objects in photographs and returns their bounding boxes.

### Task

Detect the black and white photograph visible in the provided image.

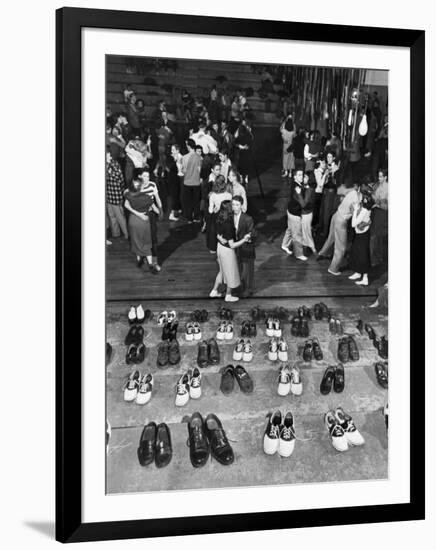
[105,55,389,494]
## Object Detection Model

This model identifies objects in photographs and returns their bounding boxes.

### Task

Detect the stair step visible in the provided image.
[106,411,388,494]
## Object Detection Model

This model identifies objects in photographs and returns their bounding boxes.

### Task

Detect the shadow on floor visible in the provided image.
[24,521,54,538]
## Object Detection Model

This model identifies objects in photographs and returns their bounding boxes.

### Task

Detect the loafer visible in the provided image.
[302,340,313,362]
[263,410,282,455]
[175,373,190,406]
[290,365,303,395]
[347,335,359,361]
[312,337,323,361]
[277,365,291,396]
[320,365,336,395]
[137,421,156,466]
[197,341,209,368]
[233,339,244,361]
[155,423,172,468]
[234,364,254,394]
[187,412,210,468]
[325,410,348,452]
[278,411,296,457]
[168,339,181,365]
[205,414,234,465]
[335,407,365,446]
[188,367,202,399]
[124,370,140,401]
[333,363,345,393]
[220,365,235,395]
[365,323,377,340]
[374,362,388,389]
[156,341,169,368]
[207,338,220,365]
[337,337,350,363]
[124,325,144,346]
[136,373,153,405]
[133,342,146,364]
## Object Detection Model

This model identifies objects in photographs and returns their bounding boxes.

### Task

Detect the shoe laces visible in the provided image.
[269,423,280,438]
[177,380,188,395]
[280,424,295,441]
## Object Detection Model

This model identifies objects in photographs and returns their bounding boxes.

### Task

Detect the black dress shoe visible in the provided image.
[133,342,146,364]
[291,316,300,337]
[137,422,157,466]
[320,365,336,395]
[300,318,309,338]
[207,338,220,365]
[168,339,181,365]
[241,321,250,337]
[347,335,360,361]
[205,414,234,466]
[312,337,323,361]
[200,309,208,322]
[225,308,233,320]
[337,337,350,363]
[124,325,144,346]
[314,303,323,320]
[220,365,235,395]
[356,319,364,334]
[302,340,313,362]
[319,302,330,320]
[161,322,172,341]
[197,341,209,368]
[365,323,377,340]
[155,423,172,468]
[376,336,388,359]
[126,343,138,365]
[333,363,345,393]
[156,341,169,368]
[169,321,179,341]
[187,412,210,468]
[249,321,257,338]
[234,365,254,394]
[374,362,388,389]
[106,342,113,365]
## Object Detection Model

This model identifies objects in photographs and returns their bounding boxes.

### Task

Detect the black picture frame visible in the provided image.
[56,7,425,543]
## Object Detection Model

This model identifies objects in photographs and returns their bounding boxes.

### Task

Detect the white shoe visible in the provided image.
[167,310,177,322]
[348,272,361,280]
[290,365,303,396]
[175,373,190,407]
[123,371,140,402]
[192,322,202,340]
[243,340,253,362]
[209,289,223,298]
[263,410,282,455]
[136,304,145,323]
[335,407,365,446]
[281,245,293,255]
[216,321,227,340]
[278,412,296,457]
[277,365,291,396]
[265,317,275,338]
[225,322,234,340]
[185,323,194,341]
[356,276,369,286]
[268,337,278,361]
[296,255,308,261]
[325,410,349,452]
[233,339,244,361]
[273,319,282,338]
[169,212,179,221]
[157,311,168,326]
[188,367,202,399]
[136,374,153,405]
[225,295,239,302]
[128,306,136,323]
[278,338,288,362]
[328,269,341,276]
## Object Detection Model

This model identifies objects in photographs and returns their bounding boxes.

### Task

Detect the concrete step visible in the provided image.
[106,411,388,493]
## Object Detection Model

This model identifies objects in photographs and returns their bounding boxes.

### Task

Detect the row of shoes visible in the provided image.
[250,306,290,322]
[263,410,296,457]
[295,305,312,320]
[359,321,389,360]
[197,338,220,367]
[268,337,288,362]
[190,309,209,323]
[157,310,177,326]
[220,364,254,395]
[313,302,331,321]
[123,371,153,404]
[290,316,310,337]
[185,322,202,341]
[232,339,253,362]
[241,320,257,337]
[217,306,234,320]
[162,321,178,341]
[277,365,302,396]
[320,364,344,394]
[301,338,323,362]
[329,317,344,335]
[175,368,202,406]
[265,318,282,338]
[324,408,365,452]
[128,304,152,324]
[216,321,234,340]
[337,335,359,362]
[187,412,234,467]
[137,422,172,468]
[374,361,388,389]
[157,339,181,367]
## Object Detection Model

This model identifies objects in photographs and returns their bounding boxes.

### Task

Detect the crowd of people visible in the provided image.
[106,79,388,296]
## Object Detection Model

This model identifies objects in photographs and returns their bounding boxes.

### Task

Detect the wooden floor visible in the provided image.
[106,159,387,302]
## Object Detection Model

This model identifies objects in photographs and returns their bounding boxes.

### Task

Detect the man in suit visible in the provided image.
[232,195,256,297]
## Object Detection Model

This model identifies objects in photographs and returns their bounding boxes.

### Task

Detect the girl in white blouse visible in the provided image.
[348,193,375,286]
